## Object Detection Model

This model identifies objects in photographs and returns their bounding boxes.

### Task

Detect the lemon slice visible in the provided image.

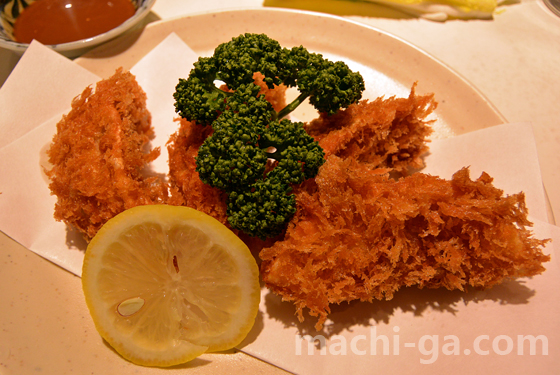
[81,205,261,367]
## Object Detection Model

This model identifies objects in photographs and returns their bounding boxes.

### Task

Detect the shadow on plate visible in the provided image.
[263,278,537,338]
[238,308,267,348]
[65,225,88,252]
[101,337,215,369]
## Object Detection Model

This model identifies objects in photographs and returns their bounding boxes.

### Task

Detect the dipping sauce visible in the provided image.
[13,0,136,45]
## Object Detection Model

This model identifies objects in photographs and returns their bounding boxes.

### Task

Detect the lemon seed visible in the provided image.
[117,297,145,316]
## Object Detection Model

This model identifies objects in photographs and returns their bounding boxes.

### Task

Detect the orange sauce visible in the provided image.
[13,0,136,45]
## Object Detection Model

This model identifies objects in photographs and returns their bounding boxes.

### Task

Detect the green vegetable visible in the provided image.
[174,33,365,239]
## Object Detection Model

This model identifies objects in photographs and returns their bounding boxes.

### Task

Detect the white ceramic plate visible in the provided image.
[76,7,505,139]
[2,9,554,375]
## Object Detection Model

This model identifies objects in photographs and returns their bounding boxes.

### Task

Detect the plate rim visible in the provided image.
[76,6,507,134]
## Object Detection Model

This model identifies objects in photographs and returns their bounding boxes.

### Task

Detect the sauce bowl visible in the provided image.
[0,0,156,57]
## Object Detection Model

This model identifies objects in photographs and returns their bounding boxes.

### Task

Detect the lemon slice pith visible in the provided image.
[82,205,261,367]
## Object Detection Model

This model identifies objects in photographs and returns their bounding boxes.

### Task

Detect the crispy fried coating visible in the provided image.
[260,156,551,330]
[305,83,435,172]
[166,84,432,228]
[48,67,549,334]
[252,72,287,112]
[47,69,167,241]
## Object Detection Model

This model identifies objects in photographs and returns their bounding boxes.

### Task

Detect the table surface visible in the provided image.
[1,1,559,374]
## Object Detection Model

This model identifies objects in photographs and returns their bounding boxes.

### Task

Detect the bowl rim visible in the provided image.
[0,0,156,54]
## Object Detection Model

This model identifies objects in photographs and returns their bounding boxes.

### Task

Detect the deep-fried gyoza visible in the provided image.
[47,69,167,241]
[260,156,551,330]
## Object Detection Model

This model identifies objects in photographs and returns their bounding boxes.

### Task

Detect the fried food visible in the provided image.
[305,83,435,172]
[48,70,286,241]
[47,67,550,333]
[167,84,433,226]
[251,72,287,112]
[47,69,167,241]
[260,156,551,330]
